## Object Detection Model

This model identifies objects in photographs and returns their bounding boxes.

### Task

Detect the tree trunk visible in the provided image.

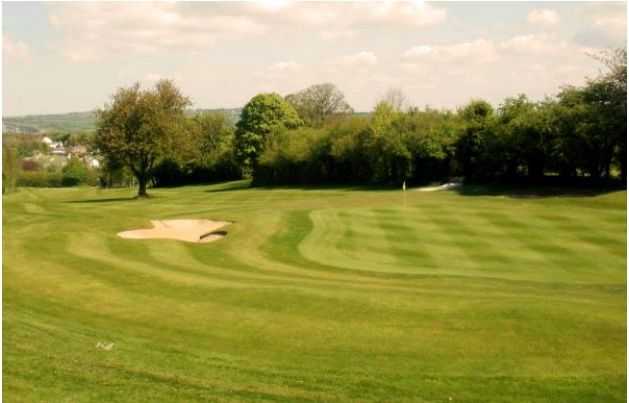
[137,174,148,198]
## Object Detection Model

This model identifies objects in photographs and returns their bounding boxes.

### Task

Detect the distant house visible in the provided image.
[50,142,66,156]
[42,136,66,155]
[70,145,87,155]
[87,157,100,168]
[67,145,88,159]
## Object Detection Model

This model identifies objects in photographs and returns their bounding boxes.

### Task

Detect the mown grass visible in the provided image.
[3,182,626,402]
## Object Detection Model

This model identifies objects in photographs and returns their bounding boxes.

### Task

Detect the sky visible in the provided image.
[2,1,627,116]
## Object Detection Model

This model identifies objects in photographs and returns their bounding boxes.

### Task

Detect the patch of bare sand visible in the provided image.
[414,182,461,192]
[118,219,230,243]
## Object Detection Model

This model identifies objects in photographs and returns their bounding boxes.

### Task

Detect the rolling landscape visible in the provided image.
[2,2,626,402]
[3,183,626,402]
[2,109,244,134]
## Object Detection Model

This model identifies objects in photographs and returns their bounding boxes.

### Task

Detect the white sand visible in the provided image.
[414,182,462,192]
[118,219,230,243]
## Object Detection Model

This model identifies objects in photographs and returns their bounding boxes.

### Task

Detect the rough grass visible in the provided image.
[3,181,626,402]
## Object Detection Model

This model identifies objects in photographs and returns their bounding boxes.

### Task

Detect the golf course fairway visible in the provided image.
[3,182,626,402]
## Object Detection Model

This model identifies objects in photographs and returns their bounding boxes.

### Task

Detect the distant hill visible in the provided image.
[189,108,242,126]
[2,108,243,134]
[3,111,98,134]
[3,108,370,134]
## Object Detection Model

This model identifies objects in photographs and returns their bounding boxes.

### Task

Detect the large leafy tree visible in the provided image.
[496,95,556,179]
[551,48,626,182]
[95,80,190,197]
[192,112,235,166]
[234,93,302,172]
[455,99,495,179]
[367,101,409,183]
[378,88,408,112]
[586,48,627,180]
[397,107,458,184]
[285,83,353,127]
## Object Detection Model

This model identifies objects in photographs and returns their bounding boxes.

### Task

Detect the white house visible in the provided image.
[87,157,100,168]
[50,142,66,155]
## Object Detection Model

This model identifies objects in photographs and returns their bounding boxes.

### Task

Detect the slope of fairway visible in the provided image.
[3,182,626,402]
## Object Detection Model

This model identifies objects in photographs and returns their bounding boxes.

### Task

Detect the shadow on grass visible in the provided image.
[204,180,397,193]
[204,180,253,193]
[211,178,626,196]
[454,182,626,198]
[69,177,623,200]
[65,196,139,204]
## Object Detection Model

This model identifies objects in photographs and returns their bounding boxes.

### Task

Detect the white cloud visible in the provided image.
[340,51,378,66]
[48,3,266,62]
[321,29,356,41]
[499,34,561,54]
[247,1,446,28]
[437,39,499,63]
[144,73,163,82]
[403,39,498,64]
[269,61,302,72]
[402,34,589,68]
[592,14,627,39]
[3,34,31,64]
[3,2,612,116]
[366,2,447,27]
[528,9,560,26]
[402,45,433,59]
[48,2,447,62]
[398,34,604,108]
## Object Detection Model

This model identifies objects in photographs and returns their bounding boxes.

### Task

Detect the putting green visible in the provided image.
[3,182,626,402]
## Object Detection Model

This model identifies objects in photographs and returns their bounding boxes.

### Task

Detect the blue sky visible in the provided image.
[3,1,626,116]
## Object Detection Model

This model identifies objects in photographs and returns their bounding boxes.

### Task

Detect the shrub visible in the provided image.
[21,159,41,172]
[151,156,241,188]
[17,171,63,187]
[62,158,93,186]
[255,127,330,185]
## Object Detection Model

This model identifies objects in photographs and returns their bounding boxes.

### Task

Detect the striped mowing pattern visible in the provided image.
[3,182,626,402]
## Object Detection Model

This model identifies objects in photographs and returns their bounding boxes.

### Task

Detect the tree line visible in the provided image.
[246,49,626,188]
[3,49,624,196]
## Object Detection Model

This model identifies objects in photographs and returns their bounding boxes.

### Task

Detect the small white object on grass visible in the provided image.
[402,180,406,192]
[96,341,115,351]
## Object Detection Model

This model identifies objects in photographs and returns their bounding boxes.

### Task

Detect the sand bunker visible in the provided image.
[118,219,230,243]
[414,182,461,192]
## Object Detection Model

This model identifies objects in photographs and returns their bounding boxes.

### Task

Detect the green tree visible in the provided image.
[554,72,625,182]
[455,99,495,179]
[397,107,458,184]
[585,48,627,180]
[234,93,302,173]
[368,101,409,183]
[256,127,329,185]
[497,95,556,179]
[61,158,91,186]
[285,83,353,127]
[551,48,627,181]
[191,112,235,166]
[378,88,408,112]
[551,87,589,178]
[94,80,190,197]
[329,117,374,182]
[371,101,399,133]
